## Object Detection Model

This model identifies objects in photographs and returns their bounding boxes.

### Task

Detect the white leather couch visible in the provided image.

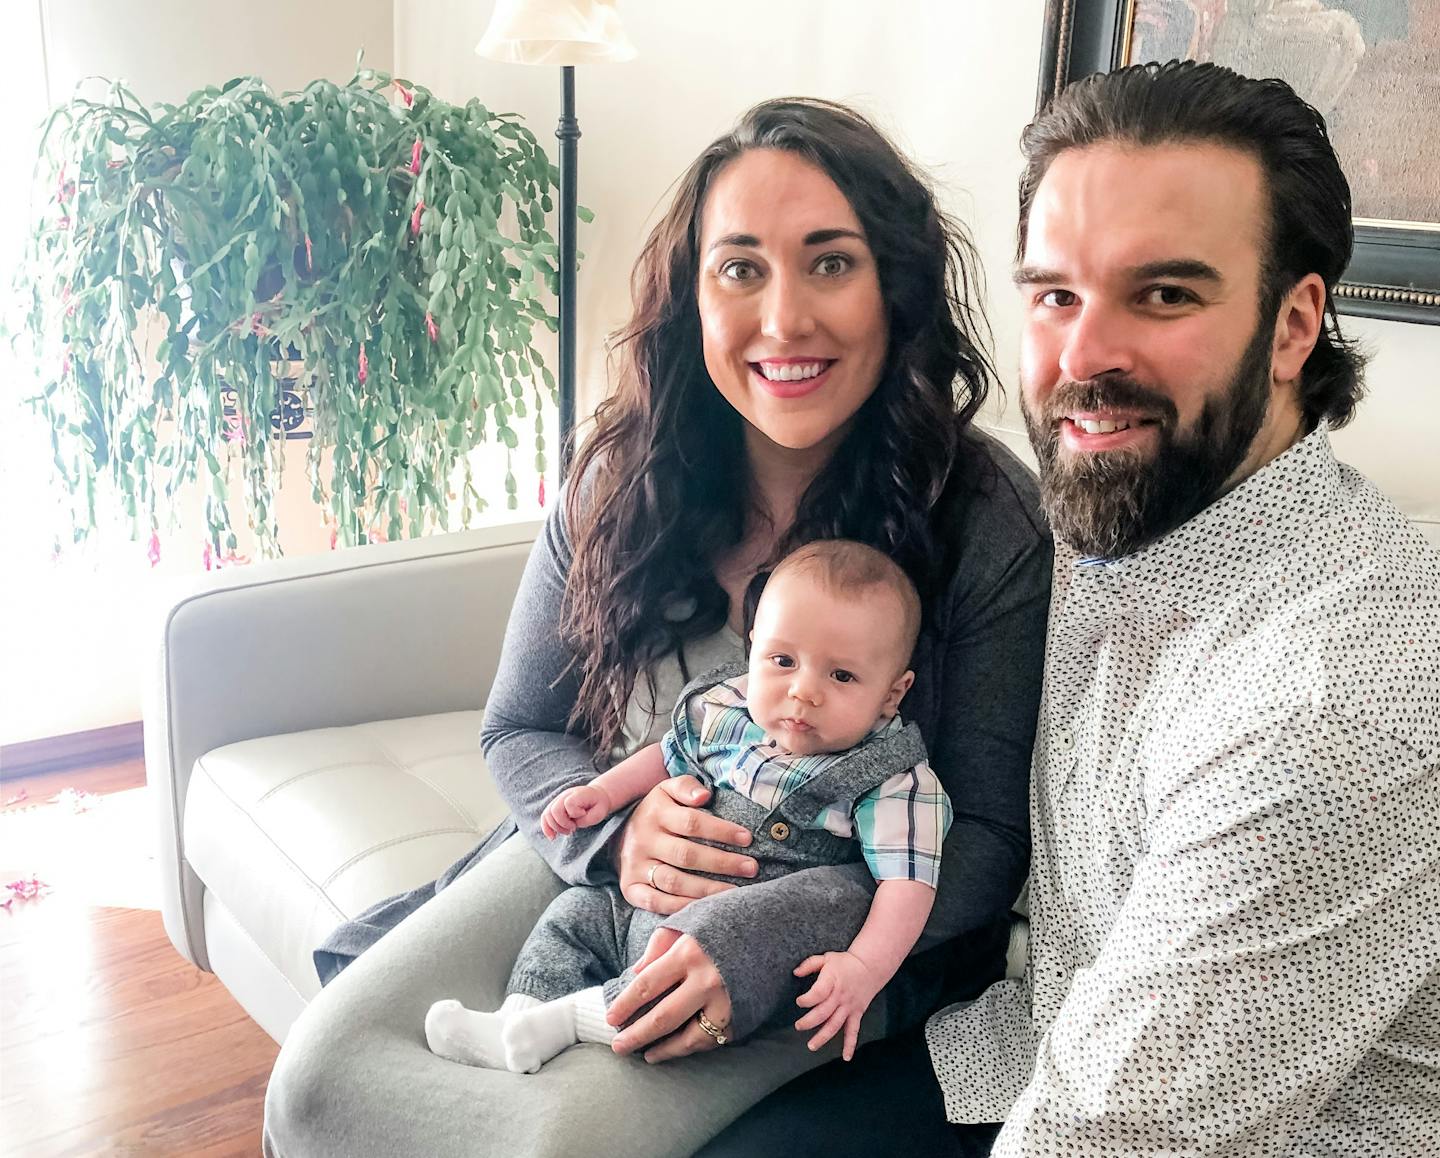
[147,439,1439,1046]
[145,521,539,1042]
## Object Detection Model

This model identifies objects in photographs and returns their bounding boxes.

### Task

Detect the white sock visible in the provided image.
[501,986,617,1073]
[571,986,618,1047]
[424,993,540,1069]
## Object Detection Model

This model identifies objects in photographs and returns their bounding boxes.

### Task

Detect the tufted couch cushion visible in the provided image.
[184,713,506,1023]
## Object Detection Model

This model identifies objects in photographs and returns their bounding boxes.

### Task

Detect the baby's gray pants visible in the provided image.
[507,881,670,1007]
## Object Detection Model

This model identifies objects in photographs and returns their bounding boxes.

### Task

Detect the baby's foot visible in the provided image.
[425,999,508,1068]
[499,1004,579,1074]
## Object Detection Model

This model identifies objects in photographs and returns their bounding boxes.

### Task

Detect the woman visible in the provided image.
[264,97,1049,1157]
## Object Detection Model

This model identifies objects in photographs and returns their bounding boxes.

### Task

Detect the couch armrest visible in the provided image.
[144,521,539,969]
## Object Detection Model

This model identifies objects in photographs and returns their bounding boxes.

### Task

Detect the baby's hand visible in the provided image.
[793,951,885,1061]
[540,785,612,838]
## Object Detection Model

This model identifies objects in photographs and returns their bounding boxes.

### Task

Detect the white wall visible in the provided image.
[40,0,395,103]
[1329,316,1440,530]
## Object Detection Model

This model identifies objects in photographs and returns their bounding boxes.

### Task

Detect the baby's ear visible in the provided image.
[884,670,915,715]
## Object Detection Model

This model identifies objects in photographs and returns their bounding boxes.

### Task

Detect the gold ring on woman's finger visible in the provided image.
[647,863,663,892]
[697,1010,729,1045]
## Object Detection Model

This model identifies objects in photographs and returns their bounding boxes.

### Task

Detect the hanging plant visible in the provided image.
[11,61,568,555]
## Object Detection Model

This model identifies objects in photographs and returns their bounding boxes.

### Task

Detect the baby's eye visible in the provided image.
[831,670,856,684]
[771,654,795,669]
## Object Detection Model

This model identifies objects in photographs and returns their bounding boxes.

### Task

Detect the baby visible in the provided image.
[426,539,952,1071]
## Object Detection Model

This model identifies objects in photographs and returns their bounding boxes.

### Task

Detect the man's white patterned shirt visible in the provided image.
[928,427,1440,1155]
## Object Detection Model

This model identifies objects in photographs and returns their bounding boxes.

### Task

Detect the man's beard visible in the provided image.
[1023,321,1273,559]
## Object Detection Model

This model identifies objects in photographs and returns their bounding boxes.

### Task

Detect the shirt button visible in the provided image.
[1056,729,1075,753]
[769,822,791,841]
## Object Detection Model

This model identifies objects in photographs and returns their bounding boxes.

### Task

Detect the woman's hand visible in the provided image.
[614,775,758,916]
[607,927,736,1062]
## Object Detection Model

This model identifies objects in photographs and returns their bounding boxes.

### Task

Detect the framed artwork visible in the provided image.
[1038,0,1440,325]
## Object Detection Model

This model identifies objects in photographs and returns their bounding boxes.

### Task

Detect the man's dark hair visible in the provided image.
[1018,60,1366,429]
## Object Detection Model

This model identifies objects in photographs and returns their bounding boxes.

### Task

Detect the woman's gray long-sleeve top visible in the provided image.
[479,432,1052,1042]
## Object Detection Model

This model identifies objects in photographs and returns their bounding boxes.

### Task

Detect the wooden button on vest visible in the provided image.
[769,821,790,841]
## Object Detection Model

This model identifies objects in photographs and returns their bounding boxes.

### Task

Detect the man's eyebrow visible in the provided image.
[707,227,865,253]
[1012,259,1224,286]
[1131,259,1223,282]
[1013,265,1064,287]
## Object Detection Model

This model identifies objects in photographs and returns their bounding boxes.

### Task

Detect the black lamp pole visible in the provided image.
[556,65,579,479]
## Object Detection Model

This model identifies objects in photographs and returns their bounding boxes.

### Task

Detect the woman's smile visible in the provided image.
[749,358,838,399]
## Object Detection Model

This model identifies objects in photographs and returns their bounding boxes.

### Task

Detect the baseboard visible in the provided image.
[0,722,145,778]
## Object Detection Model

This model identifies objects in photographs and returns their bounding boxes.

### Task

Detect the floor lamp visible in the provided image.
[476,0,635,480]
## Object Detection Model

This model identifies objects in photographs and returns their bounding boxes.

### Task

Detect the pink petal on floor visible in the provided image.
[5,876,51,903]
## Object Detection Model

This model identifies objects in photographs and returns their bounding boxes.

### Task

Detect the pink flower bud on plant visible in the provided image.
[426,312,438,343]
[395,82,414,108]
[538,477,546,507]
[411,199,424,236]
[147,531,161,568]
[410,138,423,174]
[305,234,314,271]
[358,343,369,385]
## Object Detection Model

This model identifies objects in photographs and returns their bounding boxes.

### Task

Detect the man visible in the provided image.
[702,60,1436,1158]
[927,61,1440,1154]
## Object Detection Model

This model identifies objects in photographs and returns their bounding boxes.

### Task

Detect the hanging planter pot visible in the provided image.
[12,62,566,556]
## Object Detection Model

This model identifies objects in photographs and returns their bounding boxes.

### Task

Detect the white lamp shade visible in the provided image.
[476,0,637,66]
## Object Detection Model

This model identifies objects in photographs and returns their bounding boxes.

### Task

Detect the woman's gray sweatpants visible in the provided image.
[263,836,865,1158]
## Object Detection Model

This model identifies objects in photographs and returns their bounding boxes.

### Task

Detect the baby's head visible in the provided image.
[747,540,920,756]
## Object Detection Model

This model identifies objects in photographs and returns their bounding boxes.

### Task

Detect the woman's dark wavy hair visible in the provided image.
[1018,60,1366,430]
[562,97,997,758]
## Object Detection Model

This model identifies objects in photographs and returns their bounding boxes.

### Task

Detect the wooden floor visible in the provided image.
[1,757,279,1157]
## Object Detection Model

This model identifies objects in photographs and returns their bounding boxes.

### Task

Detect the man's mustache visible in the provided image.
[1038,375,1180,427]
